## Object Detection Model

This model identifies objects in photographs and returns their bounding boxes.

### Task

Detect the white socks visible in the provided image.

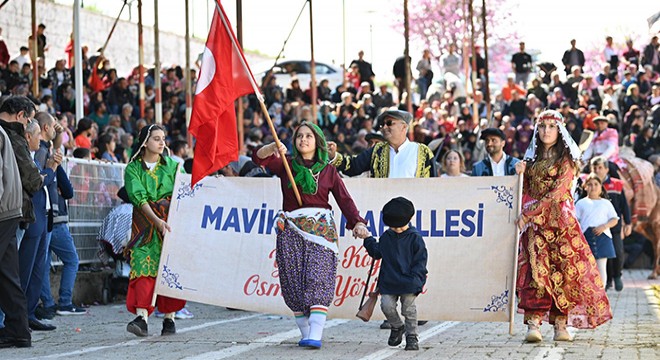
[136,308,149,323]
[294,312,310,339]
[164,312,175,320]
[596,258,608,289]
[308,305,328,341]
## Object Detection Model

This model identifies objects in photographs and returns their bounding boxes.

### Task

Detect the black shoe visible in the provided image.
[28,319,56,331]
[0,336,31,348]
[417,320,428,326]
[35,305,56,320]
[161,318,176,336]
[127,316,148,337]
[380,320,391,329]
[387,325,405,346]
[614,276,624,291]
[404,334,419,351]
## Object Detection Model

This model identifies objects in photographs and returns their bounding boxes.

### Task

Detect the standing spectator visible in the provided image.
[21,119,60,331]
[511,42,533,87]
[27,23,48,62]
[515,110,611,343]
[641,36,659,73]
[0,115,31,348]
[440,43,462,76]
[39,147,84,316]
[393,55,411,103]
[471,128,520,176]
[590,157,632,292]
[416,49,433,100]
[603,36,619,70]
[363,197,427,351]
[561,39,585,75]
[350,50,375,91]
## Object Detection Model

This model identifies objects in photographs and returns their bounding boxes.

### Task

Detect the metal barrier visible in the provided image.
[59,158,127,265]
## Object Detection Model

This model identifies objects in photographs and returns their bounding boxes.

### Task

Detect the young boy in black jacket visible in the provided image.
[363,197,428,351]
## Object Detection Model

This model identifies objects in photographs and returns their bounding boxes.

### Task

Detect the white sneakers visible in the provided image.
[525,318,543,343]
[525,316,573,343]
[553,316,573,341]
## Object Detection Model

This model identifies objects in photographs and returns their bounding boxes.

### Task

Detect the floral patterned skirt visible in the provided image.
[275,208,339,315]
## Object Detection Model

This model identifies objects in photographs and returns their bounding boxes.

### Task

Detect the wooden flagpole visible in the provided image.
[214,0,302,206]
[509,173,524,335]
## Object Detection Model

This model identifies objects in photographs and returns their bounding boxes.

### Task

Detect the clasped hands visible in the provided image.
[352,223,371,239]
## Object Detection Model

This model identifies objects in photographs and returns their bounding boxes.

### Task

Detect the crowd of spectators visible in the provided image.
[1,24,660,178]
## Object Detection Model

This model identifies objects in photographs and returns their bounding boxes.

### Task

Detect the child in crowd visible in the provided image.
[575,174,619,288]
[363,197,428,351]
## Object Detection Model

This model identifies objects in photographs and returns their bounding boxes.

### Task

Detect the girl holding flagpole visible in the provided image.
[514,110,612,343]
[254,122,369,349]
[124,124,185,337]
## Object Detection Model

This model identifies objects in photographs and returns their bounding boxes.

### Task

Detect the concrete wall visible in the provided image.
[0,0,206,76]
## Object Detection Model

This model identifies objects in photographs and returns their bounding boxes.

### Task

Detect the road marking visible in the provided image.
[357,321,460,360]
[181,319,350,360]
[27,314,261,360]
[533,346,565,360]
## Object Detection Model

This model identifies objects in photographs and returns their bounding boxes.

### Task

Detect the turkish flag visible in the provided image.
[189,2,257,186]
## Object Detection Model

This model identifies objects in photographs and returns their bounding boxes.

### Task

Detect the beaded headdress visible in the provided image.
[523,110,581,162]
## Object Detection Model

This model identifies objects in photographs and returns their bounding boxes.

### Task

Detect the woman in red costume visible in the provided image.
[515,110,612,343]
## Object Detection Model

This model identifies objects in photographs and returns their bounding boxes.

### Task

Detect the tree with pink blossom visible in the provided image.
[393,0,522,87]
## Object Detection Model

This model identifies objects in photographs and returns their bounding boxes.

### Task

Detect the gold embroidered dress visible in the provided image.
[516,156,612,328]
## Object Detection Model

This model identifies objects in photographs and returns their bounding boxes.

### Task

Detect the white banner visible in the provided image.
[155,174,521,322]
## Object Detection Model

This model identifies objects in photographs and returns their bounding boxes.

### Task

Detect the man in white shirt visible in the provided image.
[328,110,434,179]
[471,128,520,176]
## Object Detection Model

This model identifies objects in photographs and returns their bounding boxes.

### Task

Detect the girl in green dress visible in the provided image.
[124,124,185,337]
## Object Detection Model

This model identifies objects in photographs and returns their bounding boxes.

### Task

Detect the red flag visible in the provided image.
[89,65,105,93]
[189,3,257,186]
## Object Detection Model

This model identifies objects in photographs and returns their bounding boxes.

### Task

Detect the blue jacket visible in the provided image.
[471,155,520,176]
[24,157,55,237]
[363,227,428,295]
[54,166,74,224]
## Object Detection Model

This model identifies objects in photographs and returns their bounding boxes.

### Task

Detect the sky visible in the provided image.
[56,0,659,81]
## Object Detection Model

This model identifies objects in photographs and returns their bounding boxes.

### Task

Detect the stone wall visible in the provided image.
[0,0,206,76]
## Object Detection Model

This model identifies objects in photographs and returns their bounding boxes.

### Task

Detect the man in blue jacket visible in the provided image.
[471,127,520,176]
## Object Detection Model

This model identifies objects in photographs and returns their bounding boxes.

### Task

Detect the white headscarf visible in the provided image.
[523,110,581,162]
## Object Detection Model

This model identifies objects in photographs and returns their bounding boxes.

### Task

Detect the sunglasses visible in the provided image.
[383,119,400,127]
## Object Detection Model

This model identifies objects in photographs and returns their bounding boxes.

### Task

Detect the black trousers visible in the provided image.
[0,218,30,339]
[606,228,624,282]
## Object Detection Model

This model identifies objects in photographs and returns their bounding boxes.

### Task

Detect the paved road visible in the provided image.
[3,269,659,360]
